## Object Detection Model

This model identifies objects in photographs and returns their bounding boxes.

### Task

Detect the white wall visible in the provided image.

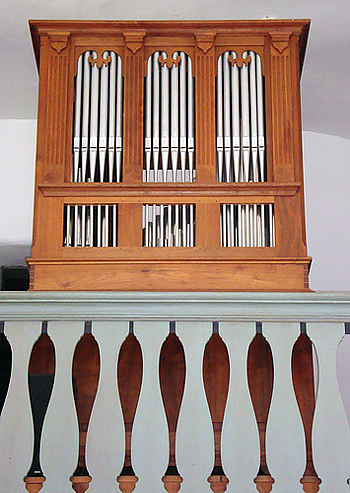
[0,120,36,265]
[303,131,350,291]
[0,120,349,290]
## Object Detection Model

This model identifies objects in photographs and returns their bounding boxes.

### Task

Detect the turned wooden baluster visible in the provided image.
[247,322,274,493]
[116,322,143,493]
[203,322,230,493]
[24,322,55,493]
[0,321,12,418]
[70,322,100,493]
[337,322,350,488]
[159,321,186,493]
[292,322,321,493]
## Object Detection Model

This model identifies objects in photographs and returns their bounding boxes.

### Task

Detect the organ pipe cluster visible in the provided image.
[144,52,195,183]
[142,204,196,247]
[220,204,275,247]
[72,51,123,183]
[216,51,266,183]
[63,204,118,247]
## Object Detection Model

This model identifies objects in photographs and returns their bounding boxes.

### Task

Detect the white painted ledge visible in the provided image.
[0,292,349,322]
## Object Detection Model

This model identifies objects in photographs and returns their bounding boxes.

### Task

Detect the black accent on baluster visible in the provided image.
[27,323,56,477]
[0,321,12,417]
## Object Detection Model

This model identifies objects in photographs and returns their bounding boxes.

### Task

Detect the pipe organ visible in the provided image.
[28,20,311,291]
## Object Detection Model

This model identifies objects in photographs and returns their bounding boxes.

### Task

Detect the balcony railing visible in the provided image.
[0,292,350,493]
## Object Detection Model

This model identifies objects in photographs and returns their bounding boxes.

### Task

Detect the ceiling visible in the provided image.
[0,0,349,139]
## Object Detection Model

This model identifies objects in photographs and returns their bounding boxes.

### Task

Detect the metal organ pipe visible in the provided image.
[220,204,275,248]
[72,51,123,183]
[216,50,266,183]
[64,205,118,248]
[143,205,196,247]
[144,51,195,183]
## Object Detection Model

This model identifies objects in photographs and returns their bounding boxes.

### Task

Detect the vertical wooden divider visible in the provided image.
[159,322,186,493]
[194,33,216,184]
[122,32,146,184]
[0,321,12,417]
[24,322,55,493]
[70,322,100,493]
[268,31,295,183]
[292,323,321,493]
[247,322,274,493]
[203,322,230,493]
[117,322,143,493]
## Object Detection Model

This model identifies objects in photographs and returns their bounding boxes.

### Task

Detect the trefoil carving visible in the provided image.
[88,51,112,68]
[158,53,182,68]
[228,51,251,68]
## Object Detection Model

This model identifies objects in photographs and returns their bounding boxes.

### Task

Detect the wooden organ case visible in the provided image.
[28,20,311,291]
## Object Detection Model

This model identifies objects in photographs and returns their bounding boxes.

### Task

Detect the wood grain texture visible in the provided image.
[159,332,186,484]
[203,332,230,492]
[247,333,274,492]
[24,476,46,493]
[292,333,321,492]
[71,332,100,486]
[28,260,311,292]
[117,332,143,478]
[27,20,311,292]
[26,333,55,478]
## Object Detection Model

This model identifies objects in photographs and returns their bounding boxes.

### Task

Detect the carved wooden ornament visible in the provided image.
[47,31,70,54]
[123,31,146,53]
[158,53,182,69]
[195,32,216,53]
[228,51,251,68]
[88,51,111,68]
[270,32,292,54]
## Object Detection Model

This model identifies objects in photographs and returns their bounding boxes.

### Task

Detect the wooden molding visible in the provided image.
[70,476,92,493]
[300,476,322,493]
[38,182,301,198]
[162,475,183,493]
[47,31,70,53]
[24,476,46,493]
[123,31,146,53]
[207,475,229,493]
[195,32,216,53]
[253,476,275,493]
[270,31,292,54]
[116,475,138,493]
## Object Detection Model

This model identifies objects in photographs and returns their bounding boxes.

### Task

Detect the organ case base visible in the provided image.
[27,258,311,292]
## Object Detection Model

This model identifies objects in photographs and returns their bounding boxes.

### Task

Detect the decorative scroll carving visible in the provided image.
[88,51,111,68]
[158,53,181,68]
[270,32,292,54]
[228,51,251,68]
[47,31,70,54]
[123,31,146,53]
[195,32,216,53]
